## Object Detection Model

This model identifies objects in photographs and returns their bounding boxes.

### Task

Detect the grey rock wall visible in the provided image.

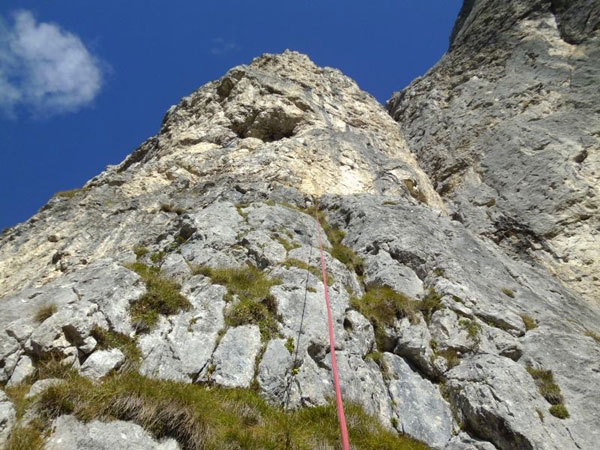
[389,0,600,305]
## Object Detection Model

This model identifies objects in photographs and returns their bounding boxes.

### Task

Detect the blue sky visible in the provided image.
[0,0,462,230]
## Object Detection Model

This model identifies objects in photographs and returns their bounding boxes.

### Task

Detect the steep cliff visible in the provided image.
[0,3,599,449]
[389,0,600,305]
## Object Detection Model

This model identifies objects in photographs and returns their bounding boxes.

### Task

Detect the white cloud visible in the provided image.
[0,11,104,117]
[210,37,240,56]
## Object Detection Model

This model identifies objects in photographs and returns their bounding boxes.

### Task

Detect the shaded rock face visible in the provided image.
[0,24,598,450]
[388,0,600,305]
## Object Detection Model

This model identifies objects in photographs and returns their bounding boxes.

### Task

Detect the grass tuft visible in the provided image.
[351,286,443,350]
[351,286,416,328]
[317,212,364,276]
[285,337,295,354]
[274,234,301,252]
[225,297,280,342]
[527,366,565,405]
[33,354,80,380]
[5,424,45,450]
[34,304,57,323]
[283,258,331,283]
[53,187,86,199]
[133,245,150,260]
[286,203,364,277]
[549,404,570,419]
[502,288,515,298]
[127,262,192,332]
[351,286,417,350]
[458,318,481,341]
[419,289,444,323]
[521,314,538,331]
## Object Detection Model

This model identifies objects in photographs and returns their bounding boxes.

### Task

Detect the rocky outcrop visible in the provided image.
[45,415,180,450]
[0,51,442,301]
[0,10,599,448]
[388,0,600,305]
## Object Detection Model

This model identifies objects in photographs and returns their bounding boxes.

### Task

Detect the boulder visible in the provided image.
[207,325,261,388]
[45,415,180,450]
[80,349,125,380]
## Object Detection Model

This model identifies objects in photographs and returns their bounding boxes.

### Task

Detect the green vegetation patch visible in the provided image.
[283,258,327,282]
[549,404,570,419]
[285,337,295,354]
[351,286,417,328]
[196,265,282,340]
[225,297,280,342]
[53,187,88,199]
[364,351,383,367]
[127,262,192,332]
[527,365,569,419]
[501,288,515,298]
[458,318,481,342]
[521,314,538,331]
[351,286,443,350]
[526,367,564,405]
[316,211,364,276]
[34,304,57,323]
[274,234,301,252]
[5,424,45,450]
[283,203,364,277]
[33,372,429,450]
[419,289,444,323]
[133,245,150,260]
[196,265,281,303]
[429,340,461,370]
[90,325,142,371]
[32,354,80,381]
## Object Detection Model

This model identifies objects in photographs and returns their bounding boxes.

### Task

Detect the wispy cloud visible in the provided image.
[210,37,240,56]
[0,10,104,117]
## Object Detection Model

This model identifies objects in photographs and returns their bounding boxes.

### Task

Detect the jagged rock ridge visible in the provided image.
[0,4,599,449]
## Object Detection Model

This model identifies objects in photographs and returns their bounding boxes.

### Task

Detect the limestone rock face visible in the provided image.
[389,0,600,305]
[0,21,599,450]
[0,50,442,301]
[45,415,180,450]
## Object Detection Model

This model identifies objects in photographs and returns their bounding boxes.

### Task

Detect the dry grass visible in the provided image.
[34,372,430,450]
[521,314,538,331]
[34,304,57,323]
[5,424,45,450]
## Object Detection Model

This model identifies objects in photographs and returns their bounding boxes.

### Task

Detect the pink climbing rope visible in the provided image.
[315,214,351,450]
